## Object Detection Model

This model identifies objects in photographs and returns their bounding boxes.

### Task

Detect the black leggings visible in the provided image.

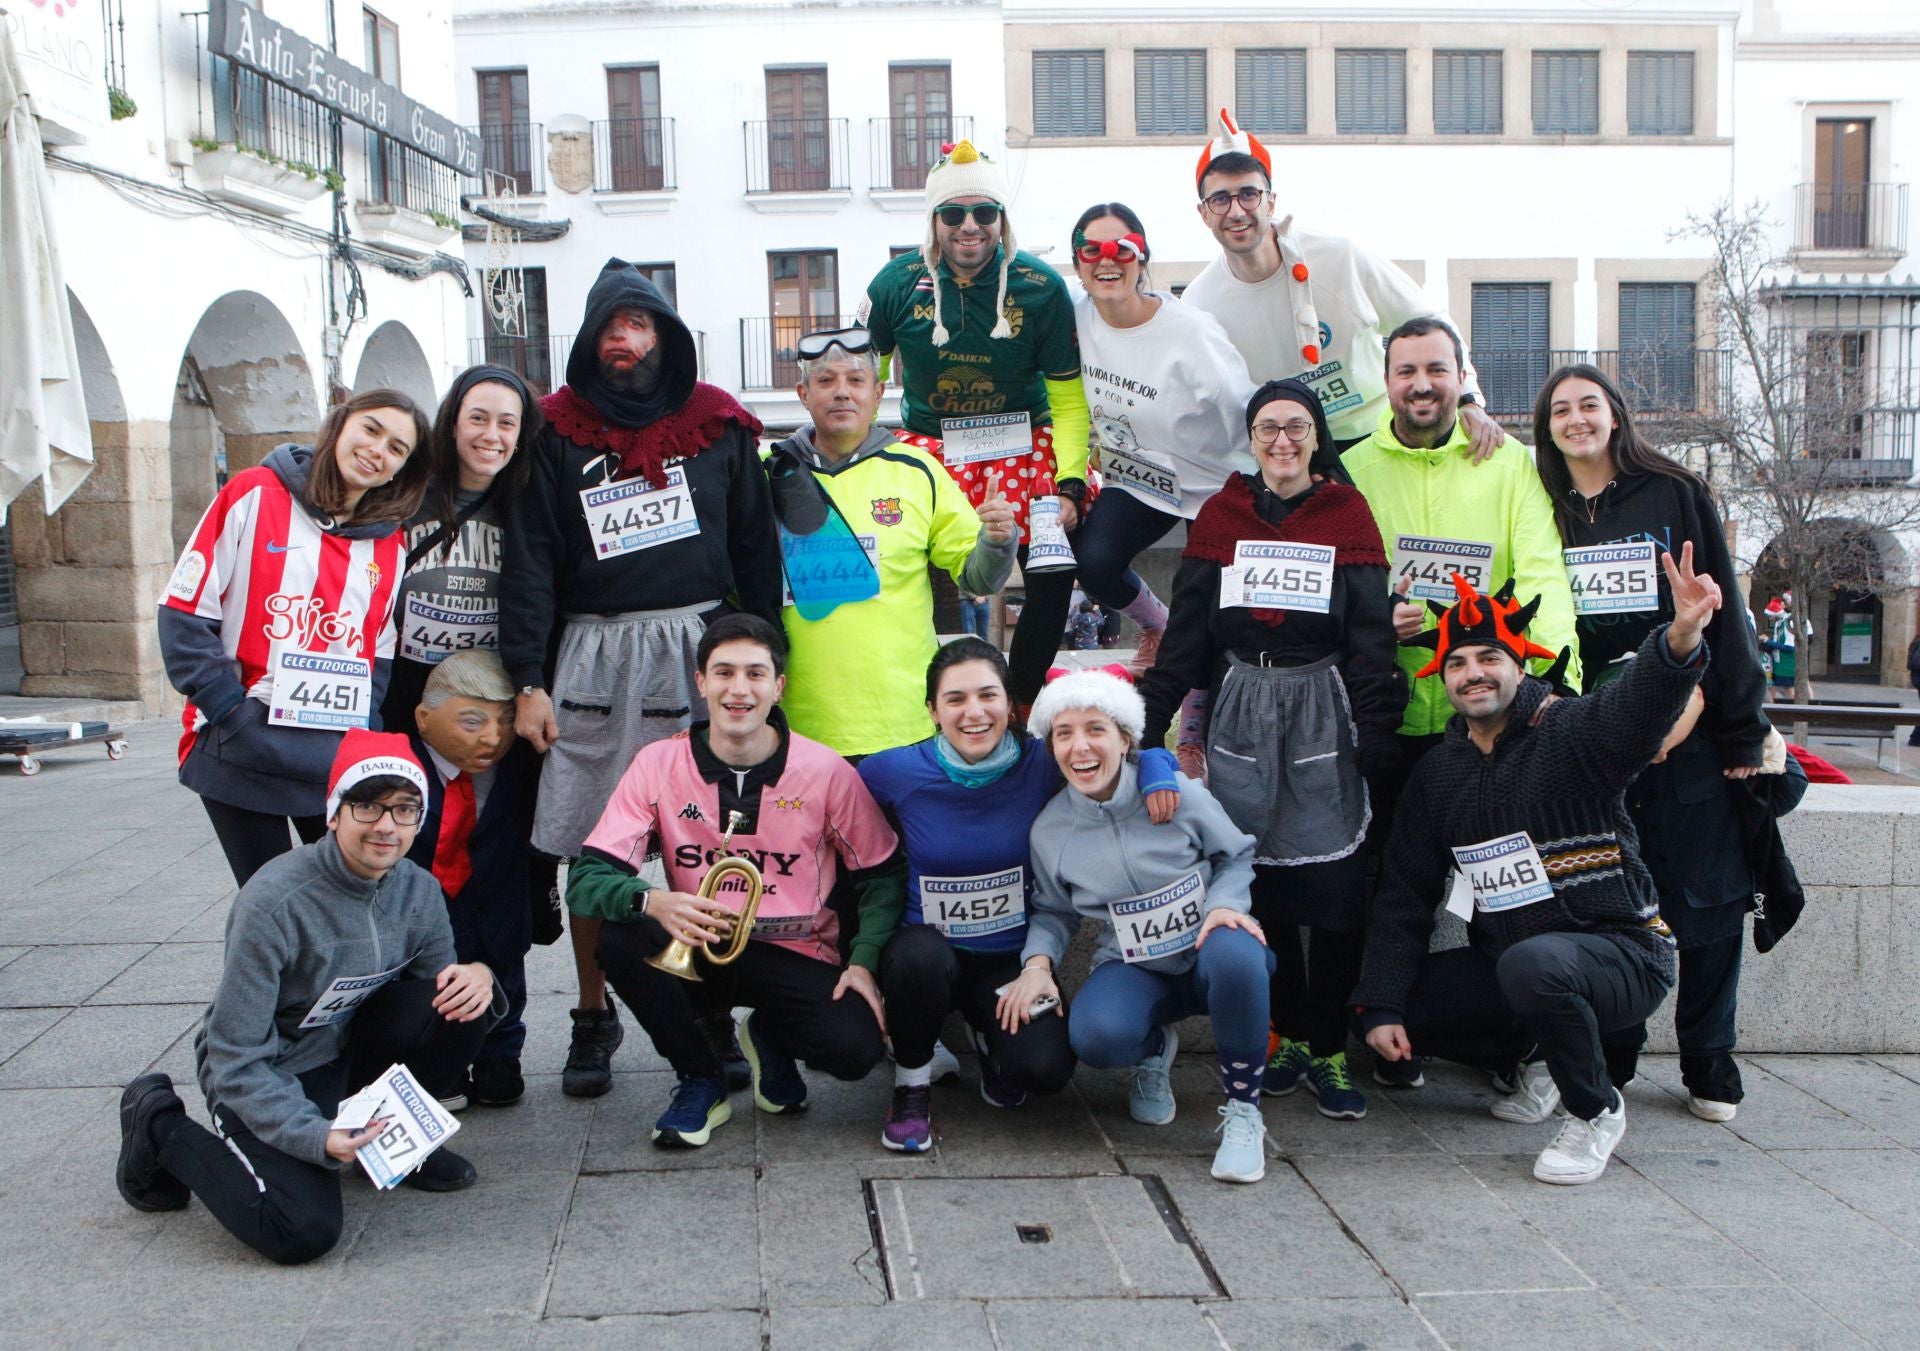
[202,797,327,887]
[152,977,493,1265]
[1072,489,1181,612]
[597,918,886,1082]
[878,926,1076,1095]
[1252,859,1369,1059]
[1008,551,1077,708]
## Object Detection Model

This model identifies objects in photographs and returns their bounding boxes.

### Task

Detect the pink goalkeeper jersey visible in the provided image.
[581,725,899,965]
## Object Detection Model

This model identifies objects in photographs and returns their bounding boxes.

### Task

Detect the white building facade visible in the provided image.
[451,0,1007,427]
[3,0,474,708]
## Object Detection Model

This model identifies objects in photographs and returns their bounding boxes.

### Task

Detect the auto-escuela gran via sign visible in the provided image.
[208,0,480,177]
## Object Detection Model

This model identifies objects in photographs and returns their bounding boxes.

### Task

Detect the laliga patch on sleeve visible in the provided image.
[167,550,208,602]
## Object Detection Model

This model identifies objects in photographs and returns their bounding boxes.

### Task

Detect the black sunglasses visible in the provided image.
[937,202,1002,228]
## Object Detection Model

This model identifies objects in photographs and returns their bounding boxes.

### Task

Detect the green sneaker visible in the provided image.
[1307,1052,1368,1120]
[1261,1037,1312,1098]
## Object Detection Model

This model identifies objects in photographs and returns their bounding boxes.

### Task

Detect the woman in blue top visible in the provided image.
[859,639,1076,1153]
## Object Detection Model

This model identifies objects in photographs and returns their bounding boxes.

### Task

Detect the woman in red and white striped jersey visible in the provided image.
[159,388,433,885]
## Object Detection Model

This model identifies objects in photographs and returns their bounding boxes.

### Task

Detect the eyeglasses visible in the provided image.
[1251,419,1316,444]
[795,326,875,360]
[344,800,424,826]
[1074,236,1147,265]
[1201,186,1269,216]
[937,202,1002,228]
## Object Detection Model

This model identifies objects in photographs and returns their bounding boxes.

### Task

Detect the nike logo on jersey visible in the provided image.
[266,541,298,554]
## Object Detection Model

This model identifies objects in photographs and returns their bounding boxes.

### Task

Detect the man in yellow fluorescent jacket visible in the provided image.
[765,326,1018,758]
[1345,317,1581,759]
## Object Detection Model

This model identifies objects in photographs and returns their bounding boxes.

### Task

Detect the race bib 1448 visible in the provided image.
[1112,870,1208,963]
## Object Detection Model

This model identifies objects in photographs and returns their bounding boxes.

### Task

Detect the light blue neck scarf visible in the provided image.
[934,730,1020,788]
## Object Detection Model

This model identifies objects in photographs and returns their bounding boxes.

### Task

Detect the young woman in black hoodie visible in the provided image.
[1532,363,1772,1119]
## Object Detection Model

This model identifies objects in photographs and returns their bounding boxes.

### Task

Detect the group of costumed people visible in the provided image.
[116,113,1808,1265]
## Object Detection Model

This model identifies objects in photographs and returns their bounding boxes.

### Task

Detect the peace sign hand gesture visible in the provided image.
[1661,540,1721,663]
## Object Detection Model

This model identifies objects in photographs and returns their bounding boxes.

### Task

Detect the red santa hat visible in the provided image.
[325,729,429,822]
[1195,109,1273,190]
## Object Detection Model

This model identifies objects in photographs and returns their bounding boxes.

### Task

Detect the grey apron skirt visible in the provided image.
[531,603,708,857]
[1206,652,1371,870]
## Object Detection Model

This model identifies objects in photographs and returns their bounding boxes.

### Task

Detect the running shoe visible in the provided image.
[882,1084,935,1153]
[1372,1053,1425,1089]
[1534,1094,1626,1186]
[1307,1052,1368,1120]
[972,1029,1028,1109]
[1210,1100,1268,1183]
[1491,1060,1562,1124]
[739,1011,809,1114]
[651,1073,732,1148]
[1261,1037,1311,1098]
[1128,1025,1179,1125]
[117,1073,189,1212]
[562,1003,623,1098]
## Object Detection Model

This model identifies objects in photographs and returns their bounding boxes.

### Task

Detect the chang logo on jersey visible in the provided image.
[870,498,903,527]
[263,593,365,649]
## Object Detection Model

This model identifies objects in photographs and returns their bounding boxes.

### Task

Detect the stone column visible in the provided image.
[10,418,177,713]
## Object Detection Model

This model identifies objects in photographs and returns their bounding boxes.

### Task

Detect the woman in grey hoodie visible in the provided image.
[1007,669,1274,1183]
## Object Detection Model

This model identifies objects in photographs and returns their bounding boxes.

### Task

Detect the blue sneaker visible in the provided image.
[1128,1025,1179,1125]
[651,1074,731,1148]
[1262,1037,1312,1098]
[739,1011,809,1114]
[1210,1100,1268,1183]
[1307,1052,1368,1120]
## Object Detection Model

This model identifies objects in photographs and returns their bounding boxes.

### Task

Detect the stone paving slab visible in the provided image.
[6,720,1920,1346]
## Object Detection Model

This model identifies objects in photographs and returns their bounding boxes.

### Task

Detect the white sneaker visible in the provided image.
[1688,1094,1738,1122]
[1210,1100,1267,1183]
[1128,1026,1179,1126]
[927,1039,962,1085]
[1533,1094,1627,1185]
[1491,1061,1562,1124]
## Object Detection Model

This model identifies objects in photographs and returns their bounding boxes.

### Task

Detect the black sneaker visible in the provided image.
[402,1146,478,1193]
[117,1073,189,1212]
[562,1004,623,1098]
[437,1074,471,1114]
[470,1058,525,1107]
[1372,1054,1426,1089]
[700,1010,751,1093]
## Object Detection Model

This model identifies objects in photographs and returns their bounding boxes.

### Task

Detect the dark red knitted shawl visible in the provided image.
[541,383,763,488]
[1185,473,1389,627]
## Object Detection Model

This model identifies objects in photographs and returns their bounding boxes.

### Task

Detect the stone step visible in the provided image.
[0,695,150,727]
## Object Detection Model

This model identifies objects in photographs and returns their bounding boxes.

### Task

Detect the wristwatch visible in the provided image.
[1458,392,1479,408]
[519,685,540,697]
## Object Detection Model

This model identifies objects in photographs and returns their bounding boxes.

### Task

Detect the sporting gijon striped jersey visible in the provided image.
[164,464,402,751]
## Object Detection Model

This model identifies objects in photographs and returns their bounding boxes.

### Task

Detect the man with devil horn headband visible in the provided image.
[1351,548,1719,1186]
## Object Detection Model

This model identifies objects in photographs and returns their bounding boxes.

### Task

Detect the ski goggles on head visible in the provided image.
[936,202,1003,228]
[1073,234,1148,265]
[795,326,875,360]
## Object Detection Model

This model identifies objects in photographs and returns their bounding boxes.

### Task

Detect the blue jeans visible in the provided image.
[1073,489,1182,611]
[1068,927,1275,1071]
[958,598,991,638]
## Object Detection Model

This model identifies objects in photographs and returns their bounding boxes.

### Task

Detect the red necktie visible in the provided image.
[431,771,476,897]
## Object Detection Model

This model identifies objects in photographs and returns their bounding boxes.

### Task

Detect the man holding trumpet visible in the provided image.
[565,614,907,1147]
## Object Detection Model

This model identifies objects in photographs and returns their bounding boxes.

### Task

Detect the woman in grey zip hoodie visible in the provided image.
[1007,669,1276,1183]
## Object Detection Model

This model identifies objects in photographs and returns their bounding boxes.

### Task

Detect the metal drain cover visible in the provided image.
[865,1174,1221,1301]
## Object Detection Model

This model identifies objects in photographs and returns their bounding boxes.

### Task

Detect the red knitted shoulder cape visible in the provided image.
[1185,473,1388,627]
[542,383,763,488]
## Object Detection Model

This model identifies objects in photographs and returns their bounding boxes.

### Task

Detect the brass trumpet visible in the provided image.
[646,810,764,982]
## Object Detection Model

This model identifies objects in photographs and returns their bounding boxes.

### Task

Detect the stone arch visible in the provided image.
[352,321,438,417]
[168,291,322,555]
[10,291,174,708]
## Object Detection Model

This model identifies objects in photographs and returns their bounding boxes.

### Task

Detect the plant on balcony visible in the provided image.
[1665,200,1920,703]
[108,88,137,121]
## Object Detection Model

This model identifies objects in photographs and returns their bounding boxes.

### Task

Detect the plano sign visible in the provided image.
[209,0,480,176]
